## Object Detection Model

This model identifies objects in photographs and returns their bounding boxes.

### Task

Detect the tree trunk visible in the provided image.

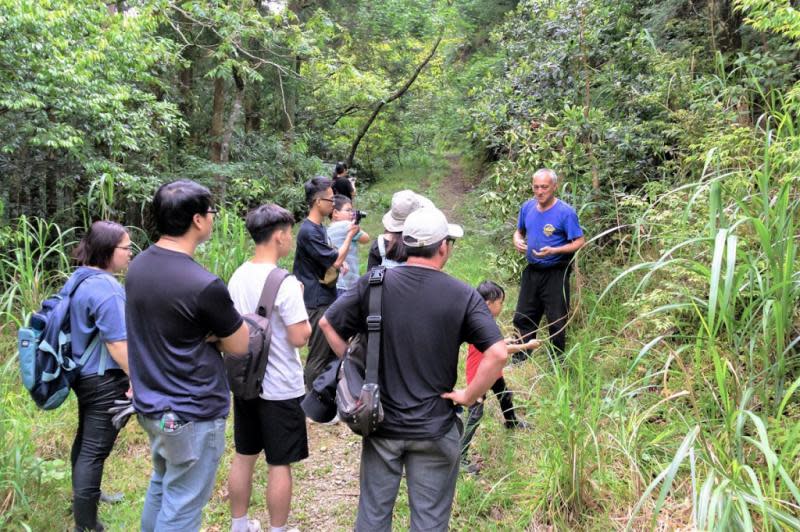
[220,70,245,165]
[216,69,245,199]
[579,7,599,191]
[244,86,260,133]
[278,58,300,132]
[346,29,444,167]
[209,77,225,162]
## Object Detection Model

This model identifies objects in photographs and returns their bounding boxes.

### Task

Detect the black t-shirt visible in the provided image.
[332,177,354,199]
[293,219,337,310]
[324,265,502,439]
[126,245,243,421]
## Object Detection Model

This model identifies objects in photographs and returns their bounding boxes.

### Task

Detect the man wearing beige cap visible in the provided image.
[367,190,434,270]
[320,207,508,532]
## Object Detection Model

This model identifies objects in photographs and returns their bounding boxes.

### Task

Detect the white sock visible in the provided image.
[231,515,249,532]
[271,526,286,532]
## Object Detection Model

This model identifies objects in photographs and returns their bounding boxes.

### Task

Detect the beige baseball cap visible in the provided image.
[402,207,464,247]
[382,190,434,232]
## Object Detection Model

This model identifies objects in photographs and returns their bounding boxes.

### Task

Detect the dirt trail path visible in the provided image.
[436,154,473,221]
[287,155,474,531]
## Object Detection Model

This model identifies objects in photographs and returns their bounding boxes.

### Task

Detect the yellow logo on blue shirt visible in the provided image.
[543,224,555,237]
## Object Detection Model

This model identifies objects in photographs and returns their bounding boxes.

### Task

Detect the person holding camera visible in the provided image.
[293,177,360,391]
[328,195,370,297]
[320,207,508,532]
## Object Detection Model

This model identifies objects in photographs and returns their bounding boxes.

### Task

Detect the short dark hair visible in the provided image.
[333,161,348,177]
[404,238,443,259]
[333,194,352,212]
[72,221,128,269]
[476,280,505,303]
[304,176,332,207]
[246,204,295,245]
[152,180,213,236]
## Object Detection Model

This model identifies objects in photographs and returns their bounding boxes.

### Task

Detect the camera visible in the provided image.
[354,210,368,224]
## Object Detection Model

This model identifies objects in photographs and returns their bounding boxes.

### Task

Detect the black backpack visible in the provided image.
[336,266,385,436]
[224,267,289,400]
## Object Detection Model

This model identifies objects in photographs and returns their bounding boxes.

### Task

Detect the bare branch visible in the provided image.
[347,28,444,166]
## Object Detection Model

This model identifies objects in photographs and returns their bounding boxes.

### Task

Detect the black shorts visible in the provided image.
[232,395,309,465]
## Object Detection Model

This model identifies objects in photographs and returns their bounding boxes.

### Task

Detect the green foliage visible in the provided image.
[0,216,74,331]
[0,0,184,225]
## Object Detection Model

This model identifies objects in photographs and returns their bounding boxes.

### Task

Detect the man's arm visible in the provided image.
[505,338,540,354]
[217,321,250,356]
[441,340,508,406]
[513,228,527,254]
[357,231,370,244]
[105,340,129,374]
[286,320,312,348]
[531,235,586,258]
[319,316,348,358]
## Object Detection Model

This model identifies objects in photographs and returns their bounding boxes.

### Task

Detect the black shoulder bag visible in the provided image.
[336,266,385,436]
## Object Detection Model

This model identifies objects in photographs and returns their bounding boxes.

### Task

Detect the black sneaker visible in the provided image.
[460,460,481,475]
[510,352,528,365]
[99,491,124,504]
[505,419,531,430]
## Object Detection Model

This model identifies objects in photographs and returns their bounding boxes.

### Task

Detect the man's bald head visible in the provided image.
[532,168,558,186]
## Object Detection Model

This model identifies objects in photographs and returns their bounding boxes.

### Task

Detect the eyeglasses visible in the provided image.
[207,208,219,214]
[446,238,456,247]
[116,245,134,251]
[318,198,334,204]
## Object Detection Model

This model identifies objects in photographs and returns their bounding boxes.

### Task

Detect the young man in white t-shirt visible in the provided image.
[226,204,312,532]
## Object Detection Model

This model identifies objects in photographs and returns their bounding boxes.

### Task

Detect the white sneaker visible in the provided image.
[247,519,263,532]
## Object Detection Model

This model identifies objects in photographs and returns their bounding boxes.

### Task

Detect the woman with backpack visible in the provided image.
[68,220,133,531]
[367,189,433,270]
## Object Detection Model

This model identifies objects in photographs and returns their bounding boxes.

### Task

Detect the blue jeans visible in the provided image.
[137,415,227,532]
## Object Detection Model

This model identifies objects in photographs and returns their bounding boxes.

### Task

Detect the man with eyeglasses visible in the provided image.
[320,207,508,531]
[512,168,585,362]
[293,176,359,391]
[125,180,250,531]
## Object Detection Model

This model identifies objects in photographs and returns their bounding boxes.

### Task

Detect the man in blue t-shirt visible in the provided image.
[512,168,585,361]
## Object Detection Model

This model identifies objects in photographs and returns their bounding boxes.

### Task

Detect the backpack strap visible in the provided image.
[65,268,105,297]
[365,266,385,385]
[69,270,113,375]
[76,333,110,375]
[377,235,387,258]
[256,268,290,319]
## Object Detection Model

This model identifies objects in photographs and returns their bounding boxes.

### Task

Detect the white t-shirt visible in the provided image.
[228,261,309,400]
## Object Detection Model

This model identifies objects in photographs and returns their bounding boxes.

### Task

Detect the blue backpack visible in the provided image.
[17,269,109,410]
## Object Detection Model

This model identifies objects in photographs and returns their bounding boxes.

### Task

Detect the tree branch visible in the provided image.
[346,28,444,166]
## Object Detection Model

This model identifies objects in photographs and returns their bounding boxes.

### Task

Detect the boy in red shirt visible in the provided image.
[461,280,540,473]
